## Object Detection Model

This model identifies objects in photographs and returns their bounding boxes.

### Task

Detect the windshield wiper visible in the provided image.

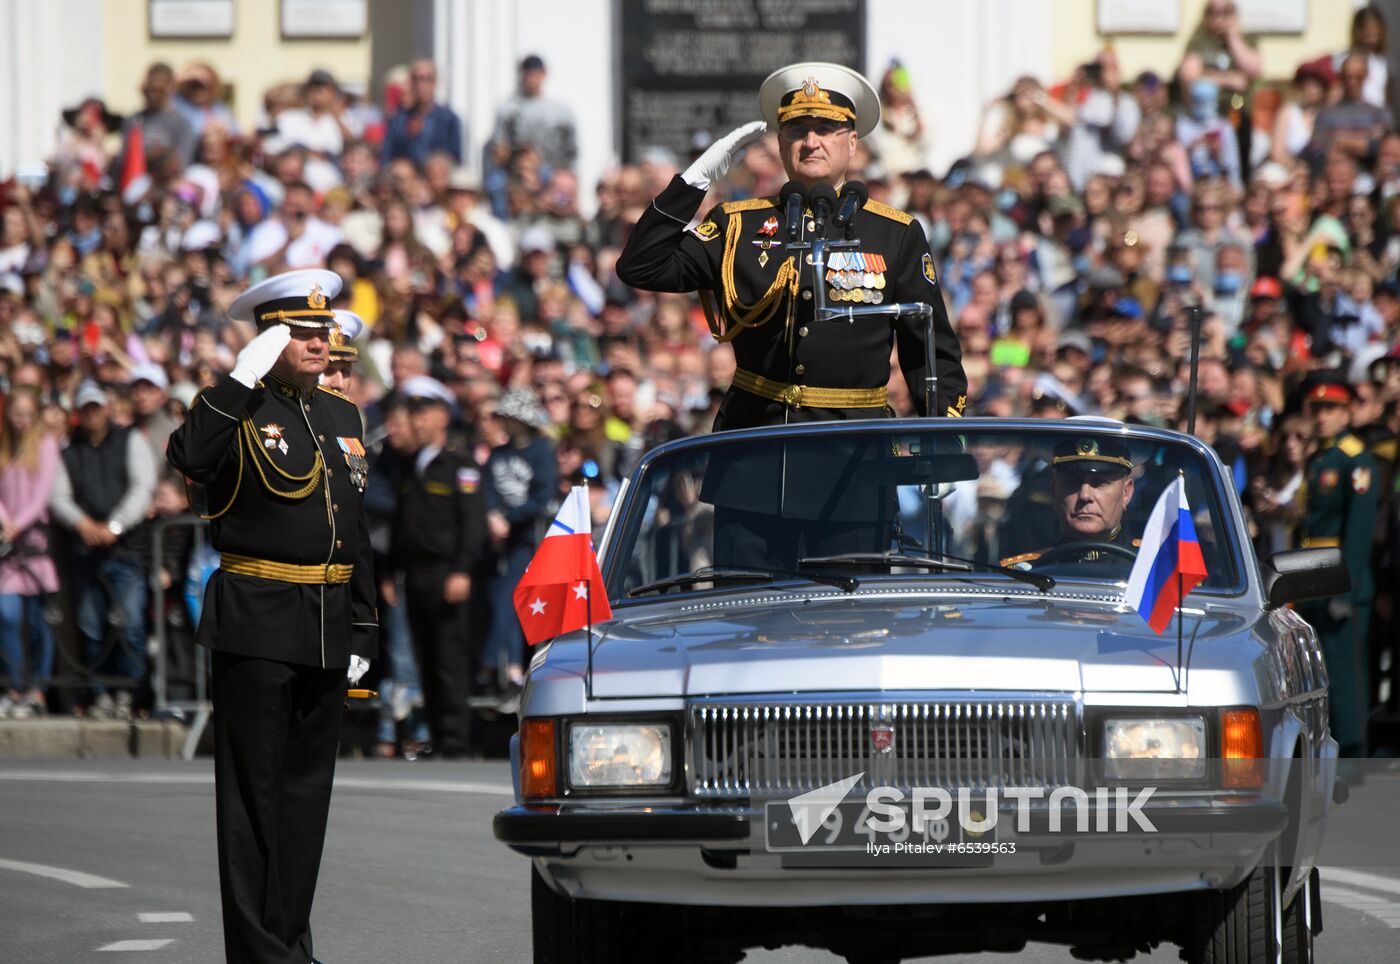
[628,565,858,598]
[799,551,1054,593]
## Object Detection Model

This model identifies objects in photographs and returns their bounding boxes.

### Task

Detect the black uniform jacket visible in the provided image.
[167,372,378,668]
[617,175,967,429]
[390,442,489,574]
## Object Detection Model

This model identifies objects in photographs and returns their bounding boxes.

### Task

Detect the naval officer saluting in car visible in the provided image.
[167,268,377,964]
[618,61,967,429]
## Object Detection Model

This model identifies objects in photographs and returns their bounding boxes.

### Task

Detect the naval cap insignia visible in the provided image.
[307,284,327,310]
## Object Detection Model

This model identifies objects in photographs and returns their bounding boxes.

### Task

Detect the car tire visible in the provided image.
[1184,868,1277,964]
[531,864,623,964]
[530,866,729,963]
[1280,877,1313,964]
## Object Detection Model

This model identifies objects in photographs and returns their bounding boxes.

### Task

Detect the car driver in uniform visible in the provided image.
[1003,437,1138,568]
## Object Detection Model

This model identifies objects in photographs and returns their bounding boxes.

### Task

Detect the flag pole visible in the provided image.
[583,482,594,702]
[1175,469,1185,693]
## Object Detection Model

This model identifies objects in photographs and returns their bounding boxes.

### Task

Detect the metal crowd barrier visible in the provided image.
[151,513,213,759]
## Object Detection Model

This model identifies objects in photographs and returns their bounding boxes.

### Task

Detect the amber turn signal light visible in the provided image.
[521,718,557,800]
[1221,708,1264,788]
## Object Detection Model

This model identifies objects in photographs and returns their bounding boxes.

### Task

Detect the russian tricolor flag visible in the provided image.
[1124,476,1208,634]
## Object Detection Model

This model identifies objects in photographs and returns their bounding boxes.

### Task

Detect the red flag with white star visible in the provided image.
[513,486,612,645]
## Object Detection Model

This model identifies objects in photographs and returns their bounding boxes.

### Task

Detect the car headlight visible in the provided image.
[568,723,672,788]
[1103,717,1207,780]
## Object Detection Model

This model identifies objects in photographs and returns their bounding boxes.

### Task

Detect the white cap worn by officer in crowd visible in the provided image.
[228,268,343,330]
[758,62,881,138]
[329,309,364,363]
[400,375,455,407]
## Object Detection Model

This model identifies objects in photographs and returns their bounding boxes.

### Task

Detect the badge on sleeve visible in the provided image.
[692,219,719,242]
[921,253,937,286]
[457,467,481,494]
[1353,466,1372,494]
[1319,469,1338,491]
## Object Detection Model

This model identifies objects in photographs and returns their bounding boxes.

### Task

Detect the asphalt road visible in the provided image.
[2,760,1398,963]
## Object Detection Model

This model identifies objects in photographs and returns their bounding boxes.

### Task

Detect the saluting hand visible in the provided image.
[681,120,769,191]
[231,324,293,388]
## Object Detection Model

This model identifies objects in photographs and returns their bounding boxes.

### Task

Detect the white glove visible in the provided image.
[347,655,370,686]
[1327,597,1353,622]
[681,121,769,191]
[231,325,292,388]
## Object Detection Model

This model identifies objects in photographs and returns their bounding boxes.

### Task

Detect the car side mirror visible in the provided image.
[1262,548,1350,608]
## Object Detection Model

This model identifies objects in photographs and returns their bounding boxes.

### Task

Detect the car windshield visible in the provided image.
[605,423,1241,599]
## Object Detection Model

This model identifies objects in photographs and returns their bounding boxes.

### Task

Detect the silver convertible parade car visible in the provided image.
[494,417,1351,964]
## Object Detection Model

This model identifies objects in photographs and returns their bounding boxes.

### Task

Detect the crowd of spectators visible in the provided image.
[1,4,1399,744]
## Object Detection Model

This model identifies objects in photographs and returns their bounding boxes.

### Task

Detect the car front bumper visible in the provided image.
[495,796,1290,906]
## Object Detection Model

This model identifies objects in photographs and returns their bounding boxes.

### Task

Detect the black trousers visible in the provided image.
[212,651,345,964]
[405,564,473,755]
[713,507,883,571]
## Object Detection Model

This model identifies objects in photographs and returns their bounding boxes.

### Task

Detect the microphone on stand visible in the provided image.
[779,181,807,241]
[808,184,838,235]
[833,181,869,235]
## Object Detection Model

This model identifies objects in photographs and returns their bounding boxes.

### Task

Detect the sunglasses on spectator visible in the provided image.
[777,120,852,140]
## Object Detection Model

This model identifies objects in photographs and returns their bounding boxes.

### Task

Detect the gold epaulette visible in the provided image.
[721,196,777,215]
[1373,439,1397,462]
[1338,434,1365,458]
[1000,551,1043,567]
[316,384,353,403]
[863,199,914,226]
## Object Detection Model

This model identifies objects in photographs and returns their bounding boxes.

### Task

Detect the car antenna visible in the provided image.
[1185,304,1202,437]
[584,478,596,702]
[1173,305,1204,692]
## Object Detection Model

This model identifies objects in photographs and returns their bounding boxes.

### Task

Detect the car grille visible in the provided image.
[688,698,1079,798]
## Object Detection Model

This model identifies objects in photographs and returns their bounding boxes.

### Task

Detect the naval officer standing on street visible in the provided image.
[618,61,966,429]
[167,268,377,964]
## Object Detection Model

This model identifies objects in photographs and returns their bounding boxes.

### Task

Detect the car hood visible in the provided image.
[542,589,1255,699]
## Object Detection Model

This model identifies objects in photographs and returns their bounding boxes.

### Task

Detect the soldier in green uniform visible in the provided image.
[1296,378,1380,757]
[617,61,967,429]
[1002,437,1139,569]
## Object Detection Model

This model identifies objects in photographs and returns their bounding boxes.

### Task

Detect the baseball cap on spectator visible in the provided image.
[305,68,338,89]
[130,362,169,391]
[1294,56,1336,88]
[1110,297,1143,320]
[519,226,556,255]
[1375,280,1400,301]
[1250,276,1282,300]
[520,54,546,73]
[1057,331,1093,358]
[181,220,222,252]
[496,388,551,429]
[1135,70,1162,91]
[401,375,455,407]
[448,168,482,193]
[1010,290,1039,314]
[75,381,108,409]
[1350,345,1389,386]
[1087,265,1125,289]
[1047,194,1083,218]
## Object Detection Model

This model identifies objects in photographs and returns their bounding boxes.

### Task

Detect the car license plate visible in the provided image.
[763,799,996,853]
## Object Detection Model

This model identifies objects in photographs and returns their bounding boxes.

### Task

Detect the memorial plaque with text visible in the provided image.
[619,0,865,162]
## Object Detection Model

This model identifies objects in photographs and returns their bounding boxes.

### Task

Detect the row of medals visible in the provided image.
[824,251,886,304]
